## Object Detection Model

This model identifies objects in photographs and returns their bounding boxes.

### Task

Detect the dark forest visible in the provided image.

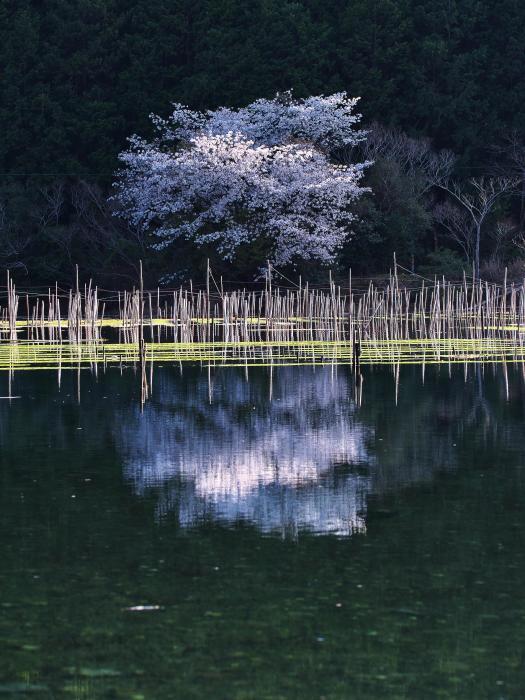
[2,0,525,285]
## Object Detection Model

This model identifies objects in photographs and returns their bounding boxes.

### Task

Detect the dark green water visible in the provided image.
[1,364,525,699]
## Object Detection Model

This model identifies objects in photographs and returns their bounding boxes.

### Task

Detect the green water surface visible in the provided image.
[1,364,524,699]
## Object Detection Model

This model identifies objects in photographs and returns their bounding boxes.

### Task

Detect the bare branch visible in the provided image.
[361,123,456,193]
[433,201,475,263]
[436,176,519,276]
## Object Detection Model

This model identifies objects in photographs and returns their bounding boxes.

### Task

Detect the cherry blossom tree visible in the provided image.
[113,92,370,271]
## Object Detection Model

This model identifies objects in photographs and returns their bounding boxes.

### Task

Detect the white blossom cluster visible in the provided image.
[114,92,370,268]
[152,91,366,150]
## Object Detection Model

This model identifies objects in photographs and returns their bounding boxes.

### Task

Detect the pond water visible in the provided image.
[1,364,525,698]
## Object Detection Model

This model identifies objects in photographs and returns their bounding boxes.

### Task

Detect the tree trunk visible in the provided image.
[475,223,481,279]
[520,171,525,233]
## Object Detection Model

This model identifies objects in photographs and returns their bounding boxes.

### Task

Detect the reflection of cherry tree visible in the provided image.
[118,367,373,536]
[1,363,523,538]
[115,363,525,537]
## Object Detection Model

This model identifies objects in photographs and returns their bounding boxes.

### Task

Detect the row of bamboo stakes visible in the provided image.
[2,260,525,404]
[2,263,525,354]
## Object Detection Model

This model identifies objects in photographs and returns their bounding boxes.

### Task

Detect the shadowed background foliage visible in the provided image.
[1,0,524,284]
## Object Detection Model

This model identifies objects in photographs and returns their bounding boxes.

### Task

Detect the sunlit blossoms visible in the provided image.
[113,93,370,269]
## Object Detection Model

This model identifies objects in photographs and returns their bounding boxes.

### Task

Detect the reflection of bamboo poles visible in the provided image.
[139,261,148,405]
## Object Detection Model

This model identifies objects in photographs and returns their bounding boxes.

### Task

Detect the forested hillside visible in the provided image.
[1,0,525,284]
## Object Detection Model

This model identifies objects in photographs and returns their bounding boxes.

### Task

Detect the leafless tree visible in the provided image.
[37,181,65,227]
[361,123,456,195]
[433,201,475,265]
[70,181,149,281]
[490,219,517,258]
[436,177,518,277]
